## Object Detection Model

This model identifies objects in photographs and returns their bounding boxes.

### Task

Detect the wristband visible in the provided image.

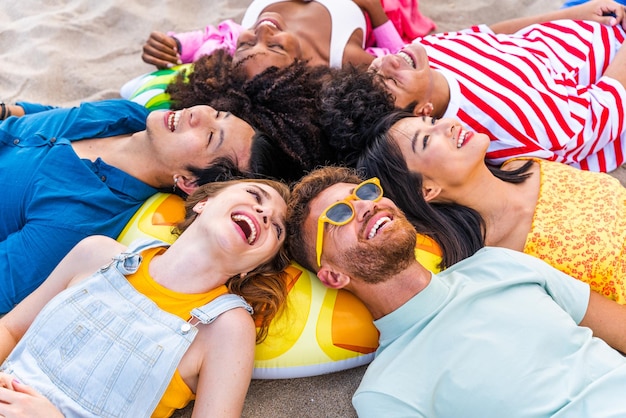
[0,102,11,120]
[373,21,404,54]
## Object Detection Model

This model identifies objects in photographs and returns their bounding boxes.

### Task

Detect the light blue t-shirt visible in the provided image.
[354,247,626,418]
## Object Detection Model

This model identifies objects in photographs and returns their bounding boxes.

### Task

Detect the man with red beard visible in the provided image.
[286,165,626,418]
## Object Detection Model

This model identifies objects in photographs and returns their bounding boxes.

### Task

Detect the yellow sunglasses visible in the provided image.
[316,178,383,267]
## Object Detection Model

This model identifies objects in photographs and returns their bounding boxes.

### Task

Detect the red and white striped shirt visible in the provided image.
[418,20,625,172]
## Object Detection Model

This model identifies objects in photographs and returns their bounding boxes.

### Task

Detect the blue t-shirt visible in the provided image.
[0,99,156,313]
[354,247,626,417]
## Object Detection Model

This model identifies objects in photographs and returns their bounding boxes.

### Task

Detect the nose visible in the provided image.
[254,23,277,41]
[380,55,401,72]
[255,206,274,225]
[189,106,217,129]
[352,199,375,223]
[436,118,456,136]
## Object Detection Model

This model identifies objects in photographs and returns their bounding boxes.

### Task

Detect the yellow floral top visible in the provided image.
[514,158,626,303]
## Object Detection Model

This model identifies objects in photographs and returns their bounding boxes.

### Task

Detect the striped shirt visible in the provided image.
[419,20,625,172]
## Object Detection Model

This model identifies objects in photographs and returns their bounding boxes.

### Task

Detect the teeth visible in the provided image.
[457,130,467,148]
[257,20,278,29]
[368,216,391,239]
[168,111,181,132]
[232,214,258,244]
[397,51,415,68]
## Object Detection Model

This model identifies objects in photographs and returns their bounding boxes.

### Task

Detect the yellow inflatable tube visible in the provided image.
[118,193,442,379]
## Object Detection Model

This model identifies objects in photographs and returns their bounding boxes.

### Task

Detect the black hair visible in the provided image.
[357,109,535,267]
[318,66,396,166]
[166,50,337,182]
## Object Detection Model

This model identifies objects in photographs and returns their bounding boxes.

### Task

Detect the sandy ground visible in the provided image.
[9,1,626,417]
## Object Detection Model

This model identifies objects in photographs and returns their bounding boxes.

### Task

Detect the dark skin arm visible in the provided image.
[352,0,390,28]
[490,0,626,34]
[141,31,182,69]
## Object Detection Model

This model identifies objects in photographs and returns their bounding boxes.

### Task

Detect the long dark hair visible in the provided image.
[357,110,535,268]
[358,137,485,269]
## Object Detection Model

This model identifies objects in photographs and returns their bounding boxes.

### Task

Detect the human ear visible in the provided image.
[317,266,350,289]
[193,199,207,214]
[175,175,198,196]
[421,181,442,202]
[413,102,434,117]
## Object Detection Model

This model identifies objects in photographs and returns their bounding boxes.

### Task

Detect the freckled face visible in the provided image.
[388,116,490,186]
[233,13,303,79]
[369,43,433,110]
[147,105,255,173]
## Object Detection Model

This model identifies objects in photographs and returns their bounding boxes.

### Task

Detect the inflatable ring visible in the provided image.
[120,64,191,111]
[118,193,442,379]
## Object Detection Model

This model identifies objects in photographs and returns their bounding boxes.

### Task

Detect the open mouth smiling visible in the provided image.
[232,213,260,245]
[167,111,181,132]
[256,19,281,31]
[457,128,472,148]
[397,50,416,69]
[366,214,393,240]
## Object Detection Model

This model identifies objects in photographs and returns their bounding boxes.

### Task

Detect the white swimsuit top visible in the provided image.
[241,0,366,68]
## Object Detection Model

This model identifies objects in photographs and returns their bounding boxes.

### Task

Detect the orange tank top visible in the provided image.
[126,247,229,418]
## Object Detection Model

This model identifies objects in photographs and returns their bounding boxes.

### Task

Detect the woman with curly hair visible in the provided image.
[167,49,340,181]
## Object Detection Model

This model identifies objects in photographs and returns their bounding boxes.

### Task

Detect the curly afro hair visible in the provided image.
[166,50,339,181]
[318,65,396,166]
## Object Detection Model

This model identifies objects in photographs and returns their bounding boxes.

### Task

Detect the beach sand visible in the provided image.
[7,0,626,417]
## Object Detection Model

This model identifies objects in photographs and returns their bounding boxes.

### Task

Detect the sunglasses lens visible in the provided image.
[326,202,354,224]
[356,183,382,201]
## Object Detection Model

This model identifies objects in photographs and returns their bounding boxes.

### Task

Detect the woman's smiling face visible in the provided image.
[233,13,303,78]
[369,44,434,111]
[388,116,490,188]
[193,181,288,272]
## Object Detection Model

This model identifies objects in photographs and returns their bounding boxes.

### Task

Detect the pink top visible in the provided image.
[168,19,243,63]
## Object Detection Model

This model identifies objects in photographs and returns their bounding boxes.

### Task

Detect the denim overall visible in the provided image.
[0,239,252,418]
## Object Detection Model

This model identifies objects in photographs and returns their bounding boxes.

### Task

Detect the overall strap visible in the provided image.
[99,238,170,275]
[189,294,253,325]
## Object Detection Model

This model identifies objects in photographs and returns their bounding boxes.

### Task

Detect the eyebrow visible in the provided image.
[216,113,234,149]
[233,52,266,68]
[411,131,419,153]
[253,184,271,201]
[218,129,225,149]
[254,185,287,226]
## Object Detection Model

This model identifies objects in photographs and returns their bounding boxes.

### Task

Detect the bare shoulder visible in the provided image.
[191,307,256,357]
[65,236,127,286]
[196,307,255,342]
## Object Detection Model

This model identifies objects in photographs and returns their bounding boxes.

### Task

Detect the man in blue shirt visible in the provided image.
[0,99,257,313]
[286,166,626,418]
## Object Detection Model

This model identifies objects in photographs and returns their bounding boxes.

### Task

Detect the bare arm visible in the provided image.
[579,290,626,354]
[490,0,626,34]
[343,41,376,68]
[191,308,256,418]
[0,236,124,362]
[603,40,626,87]
[352,0,389,28]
